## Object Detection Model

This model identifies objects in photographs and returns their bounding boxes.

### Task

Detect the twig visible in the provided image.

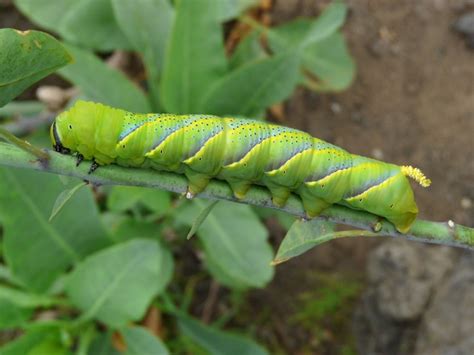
[0,142,472,250]
[0,129,49,162]
[1,113,54,137]
[201,280,220,324]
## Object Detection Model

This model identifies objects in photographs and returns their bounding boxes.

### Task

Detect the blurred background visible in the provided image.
[0,0,473,354]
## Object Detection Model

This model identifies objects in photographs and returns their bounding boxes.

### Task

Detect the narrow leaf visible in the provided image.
[178,315,268,355]
[112,0,175,110]
[229,30,267,69]
[49,181,87,222]
[302,32,355,91]
[273,219,336,265]
[302,1,347,46]
[202,51,301,117]
[0,29,72,107]
[161,0,228,113]
[273,220,377,264]
[59,44,150,112]
[187,200,219,240]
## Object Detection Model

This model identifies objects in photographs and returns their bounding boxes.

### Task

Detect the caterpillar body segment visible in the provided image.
[51,101,430,233]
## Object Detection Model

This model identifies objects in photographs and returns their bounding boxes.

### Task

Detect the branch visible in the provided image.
[0,142,472,250]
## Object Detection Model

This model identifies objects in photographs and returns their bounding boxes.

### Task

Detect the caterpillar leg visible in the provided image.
[184,168,211,197]
[227,179,252,200]
[299,190,330,218]
[76,154,84,167]
[88,160,99,174]
[266,184,291,207]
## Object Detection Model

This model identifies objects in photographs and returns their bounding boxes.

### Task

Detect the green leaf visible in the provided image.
[273,219,337,264]
[107,186,170,216]
[190,200,274,289]
[0,100,46,117]
[269,19,355,92]
[0,29,72,107]
[0,168,110,292]
[201,51,301,117]
[59,44,150,112]
[229,30,267,69]
[161,0,228,113]
[302,32,355,91]
[105,218,174,294]
[187,200,219,240]
[0,299,32,329]
[121,326,169,355]
[65,239,166,327]
[178,315,268,355]
[216,0,259,21]
[15,0,131,51]
[112,0,175,110]
[49,181,87,222]
[0,284,59,308]
[0,329,66,355]
[302,1,347,46]
[88,332,120,355]
[105,216,161,242]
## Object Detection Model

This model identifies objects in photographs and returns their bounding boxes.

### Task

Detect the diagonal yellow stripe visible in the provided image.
[345,174,398,202]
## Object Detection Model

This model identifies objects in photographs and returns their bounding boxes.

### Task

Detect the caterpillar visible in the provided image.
[51,100,431,233]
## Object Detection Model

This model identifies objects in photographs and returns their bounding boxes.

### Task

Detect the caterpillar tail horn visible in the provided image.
[401,166,431,187]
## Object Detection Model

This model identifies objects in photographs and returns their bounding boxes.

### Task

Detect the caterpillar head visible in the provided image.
[50,119,70,154]
[50,100,100,155]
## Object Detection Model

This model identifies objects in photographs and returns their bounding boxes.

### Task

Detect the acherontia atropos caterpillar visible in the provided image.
[51,101,431,233]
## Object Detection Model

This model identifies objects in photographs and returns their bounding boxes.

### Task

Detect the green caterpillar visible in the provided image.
[51,100,431,233]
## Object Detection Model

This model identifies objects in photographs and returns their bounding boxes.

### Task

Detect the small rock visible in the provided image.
[414,254,474,355]
[461,197,472,209]
[372,148,384,160]
[353,240,459,355]
[36,86,76,111]
[368,241,456,321]
[453,12,474,49]
[330,102,342,114]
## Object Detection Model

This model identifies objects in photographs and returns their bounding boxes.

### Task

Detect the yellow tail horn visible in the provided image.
[401,166,431,187]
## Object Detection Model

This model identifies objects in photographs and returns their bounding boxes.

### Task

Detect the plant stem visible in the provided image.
[0,142,472,250]
[0,128,49,162]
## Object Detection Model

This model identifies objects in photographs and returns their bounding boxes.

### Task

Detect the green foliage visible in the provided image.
[178,200,274,289]
[0,0,356,352]
[0,168,110,292]
[65,239,170,327]
[59,44,150,112]
[120,326,169,355]
[14,0,131,51]
[274,219,337,264]
[161,0,228,113]
[0,29,71,107]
